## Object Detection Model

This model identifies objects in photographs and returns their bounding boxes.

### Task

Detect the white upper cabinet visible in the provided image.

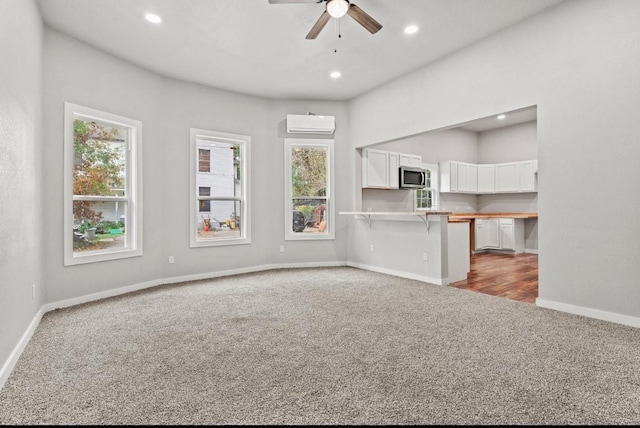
[388,152,400,189]
[494,162,519,193]
[458,162,478,193]
[362,148,421,189]
[440,160,459,192]
[518,160,537,192]
[440,160,477,194]
[399,153,422,167]
[477,164,495,193]
[362,148,389,188]
[441,159,537,194]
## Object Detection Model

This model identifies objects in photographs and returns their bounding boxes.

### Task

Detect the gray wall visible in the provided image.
[41,28,350,304]
[0,0,43,377]
[348,0,640,318]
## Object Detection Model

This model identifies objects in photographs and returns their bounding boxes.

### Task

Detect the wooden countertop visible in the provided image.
[448,212,538,219]
[448,218,472,223]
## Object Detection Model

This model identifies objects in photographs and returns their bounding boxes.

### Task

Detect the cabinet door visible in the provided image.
[362,149,389,188]
[440,161,458,193]
[458,162,478,193]
[477,164,495,193]
[518,160,536,192]
[499,218,515,250]
[474,220,485,250]
[388,152,400,189]
[483,219,500,248]
[398,153,422,167]
[495,162,519,192]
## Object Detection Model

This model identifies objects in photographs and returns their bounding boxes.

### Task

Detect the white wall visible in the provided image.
[477,121,538,163]
[41,28,349,304]
[348,0,640,321]
[0,0,43,381]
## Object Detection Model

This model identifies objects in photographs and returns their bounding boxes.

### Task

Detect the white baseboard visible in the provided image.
[525,248,539,254]
[536,298,640,328]
[1,261,346,392]
[0,307,46,391]
[347,262,445,285]
[42,261,347,313]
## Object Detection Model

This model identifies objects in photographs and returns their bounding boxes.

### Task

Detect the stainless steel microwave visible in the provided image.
[399,166,426,189]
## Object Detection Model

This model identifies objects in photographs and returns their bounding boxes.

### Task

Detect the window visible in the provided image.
[63,103,142,265]
[284,139,334,240]
[198,187,211,212]
[198,149,210,173]
[190,128,250,247]
[415,163,439,211]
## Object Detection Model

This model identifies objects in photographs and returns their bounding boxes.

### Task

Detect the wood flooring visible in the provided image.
[448,252,538,304]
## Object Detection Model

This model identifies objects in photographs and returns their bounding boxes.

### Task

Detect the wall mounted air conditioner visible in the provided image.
[286,114,335,135]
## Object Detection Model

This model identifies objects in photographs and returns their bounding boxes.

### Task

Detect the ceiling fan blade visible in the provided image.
[306,11,331,39]
[347,3,382,34]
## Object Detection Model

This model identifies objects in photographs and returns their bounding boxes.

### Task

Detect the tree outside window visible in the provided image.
[285,139,334,240]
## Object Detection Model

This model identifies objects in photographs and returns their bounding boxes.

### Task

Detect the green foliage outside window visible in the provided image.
[291,147,326,198]
[73,119,125,223]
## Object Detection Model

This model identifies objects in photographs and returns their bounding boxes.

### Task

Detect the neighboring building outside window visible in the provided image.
[63,103,143,266]
[284,138,335,240]
[190,128,251,247]
[415,163,439,211]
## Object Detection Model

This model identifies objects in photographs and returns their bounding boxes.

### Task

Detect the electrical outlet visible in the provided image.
[370,244,374,252]
[279,245,285,253]
[168,256,175,264]
[423,252,428,261]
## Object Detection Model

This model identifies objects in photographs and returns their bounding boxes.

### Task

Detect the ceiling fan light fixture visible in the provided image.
[327,0,350,18]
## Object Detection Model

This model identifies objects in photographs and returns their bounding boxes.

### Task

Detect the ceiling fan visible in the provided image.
[268,0,383,40]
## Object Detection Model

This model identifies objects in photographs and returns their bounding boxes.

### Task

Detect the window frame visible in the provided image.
[284,138,335,241]
[63,102,143,266]
[414,163,439,212]
[190,128,251,248]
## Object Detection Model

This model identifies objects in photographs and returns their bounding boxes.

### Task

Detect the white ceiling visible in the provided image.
[37,0,565,102]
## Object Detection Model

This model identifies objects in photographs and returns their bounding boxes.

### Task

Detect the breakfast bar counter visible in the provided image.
[339,211,468,285]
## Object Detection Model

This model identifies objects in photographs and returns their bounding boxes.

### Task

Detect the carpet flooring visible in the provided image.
[1,267,639,425]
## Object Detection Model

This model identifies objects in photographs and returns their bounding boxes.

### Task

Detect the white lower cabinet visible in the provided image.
[499,218,515,250]
[475,217,524,253]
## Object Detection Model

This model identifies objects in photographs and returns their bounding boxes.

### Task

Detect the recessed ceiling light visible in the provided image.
[330,71,341,79]
[145,13,162,24]
[404,25,419,35]
[497,114,506,120]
